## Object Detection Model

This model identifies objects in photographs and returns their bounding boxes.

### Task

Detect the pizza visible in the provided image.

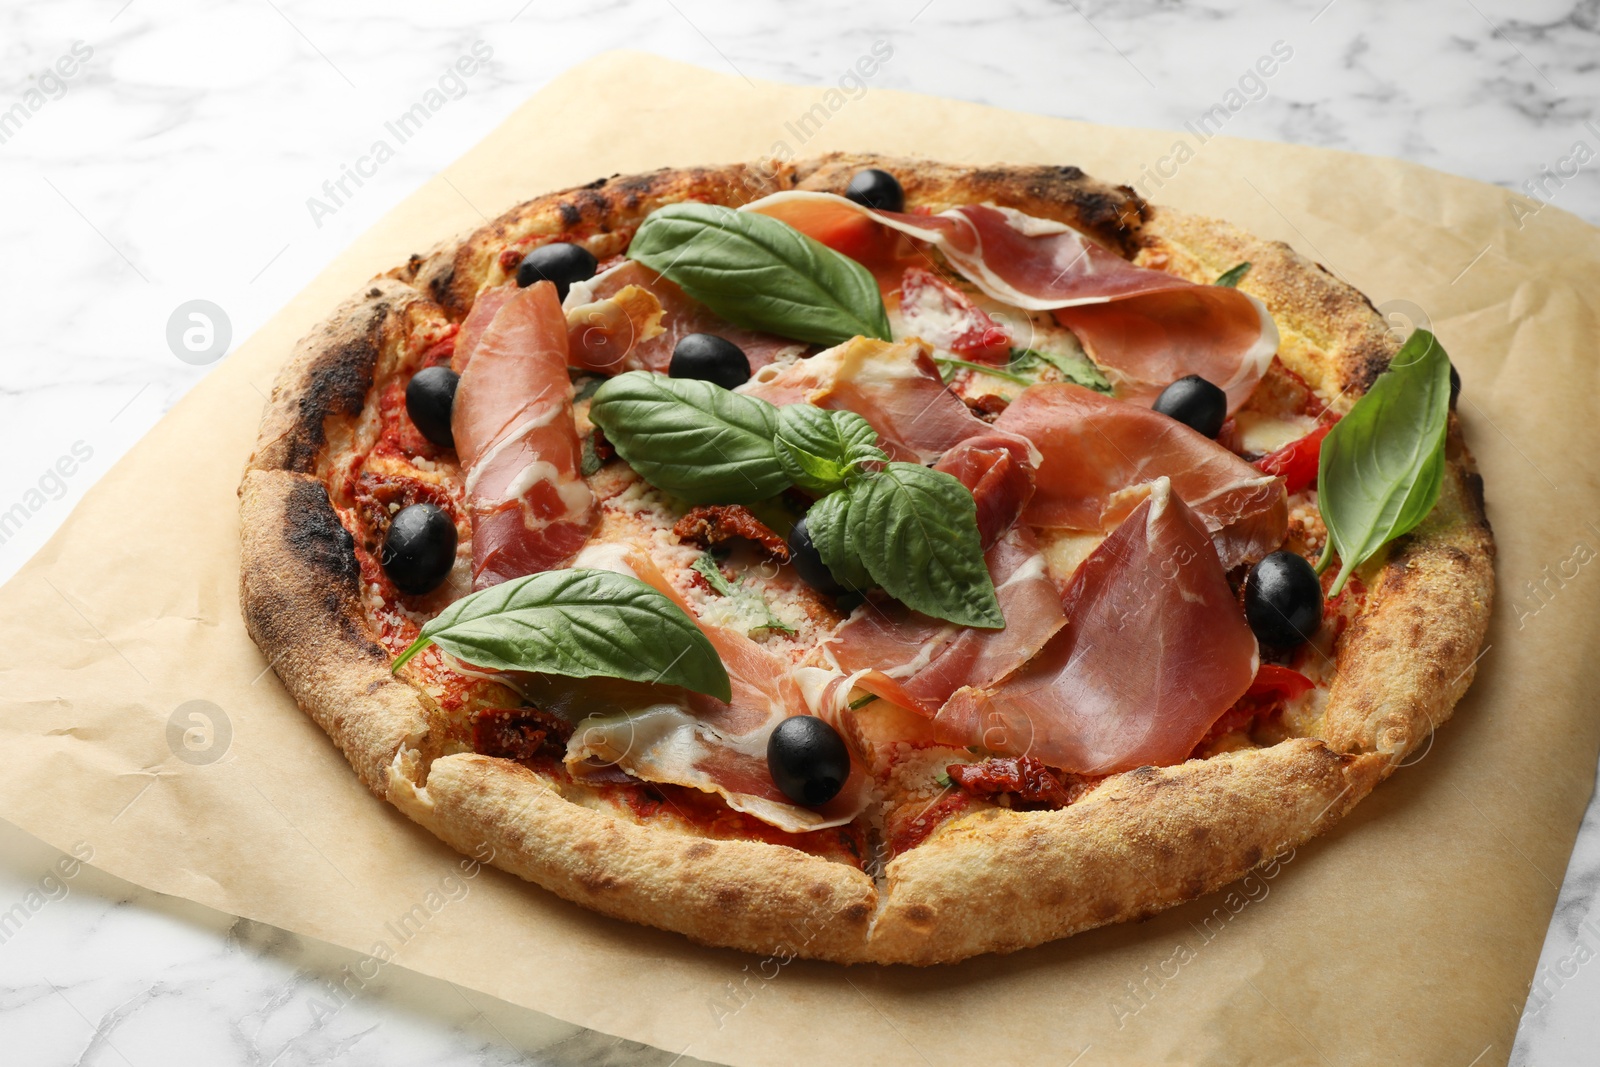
[239,154,1494,964]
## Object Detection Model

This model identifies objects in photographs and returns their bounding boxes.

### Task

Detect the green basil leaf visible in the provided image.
[589,371,790,504]
[846,462,1003,628]
[774,405,886,493]
[392,568,731,702]
[805,490,874,592]
[1316,329,1452,596]
[1214,262,1252,287]
[627,203,891,346]
[1009,347,1113,394]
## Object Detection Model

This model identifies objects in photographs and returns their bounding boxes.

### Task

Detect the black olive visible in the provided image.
[787,515,844,595]
[515,242,598,300]
[844,168,904,213]
[1449,361,1461,410]
[1244,550,1323,649]
[381,503,457,597]
[405,366,459,449]
[1153,375,1228,438]
[669,333,751,389]
[767,715,851,806]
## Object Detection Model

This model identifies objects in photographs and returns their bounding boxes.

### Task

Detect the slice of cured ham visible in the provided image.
[450,283,516,373]
[451,282,598,588]
[932,431,1038,548]
[936,479,1259,775]
[569,260,806,374]
[823,527,1066,717]
[743,191,1277,412]
[992,383,1286,569]
[563,543,870,833]
[739,336,996,462]
[564,284,665,374]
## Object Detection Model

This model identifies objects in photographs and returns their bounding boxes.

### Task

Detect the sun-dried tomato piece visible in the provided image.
[963,393,1010,422]
[673,504,790,561]
[947,756,1096,810]
[473,706,574,762]
[350,473,454,557]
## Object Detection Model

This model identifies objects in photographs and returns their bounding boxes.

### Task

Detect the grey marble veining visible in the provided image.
[1,1,1597,1063]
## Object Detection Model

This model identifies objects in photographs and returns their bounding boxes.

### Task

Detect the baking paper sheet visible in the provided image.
[4,51,1598,1067]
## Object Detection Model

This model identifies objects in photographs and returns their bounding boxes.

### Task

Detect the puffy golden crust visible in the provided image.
[1319,447,1495,762]
[238,469,437,796]
[394,753,880,960]
[246,279,428,477]
[242,156,1494,965]
[869,740,1385,963]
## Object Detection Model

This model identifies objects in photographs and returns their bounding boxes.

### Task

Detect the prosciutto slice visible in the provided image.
[450,283,516,373]
[739,336,996,462]
[564,283,665,374]
[451,282,598,588]
[932,431,1037,547]
[743,191,1277,412]
[936,479,1259,774]
[568,260,806,374]
[993,383,1286,569]
[824,527,1066,717]
[564,543,870,833]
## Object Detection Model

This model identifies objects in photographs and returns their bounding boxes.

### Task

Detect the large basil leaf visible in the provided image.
[589,371,790,504]
[805,490,873,593]
[391,568,731,702]
[1316,329,1452,596]
[627,203,891,346]
[774,405,886,494]
[846,462,1003,628]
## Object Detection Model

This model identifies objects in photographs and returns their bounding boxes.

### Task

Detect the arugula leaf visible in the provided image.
[1214,262,1252,287]
[846,462,1004,628]
[579,432,606,477]
[689,554,737,596]
[774,405,887,493]
[1009,347,1113,393]
[391,568,731,702]
[805,491,874,593]
[589,371,790,504]
[689,555,796,635]
[1316,329,1452,596]
[932,355,1031,386]
[627,203,891,346]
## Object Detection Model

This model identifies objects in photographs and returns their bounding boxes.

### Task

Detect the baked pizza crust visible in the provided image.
[239,153,1494,964]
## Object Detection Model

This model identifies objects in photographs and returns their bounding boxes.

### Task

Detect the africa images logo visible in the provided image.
[305,42,494,229]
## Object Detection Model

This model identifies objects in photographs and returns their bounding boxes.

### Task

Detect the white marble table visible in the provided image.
[2,1,1596,1063]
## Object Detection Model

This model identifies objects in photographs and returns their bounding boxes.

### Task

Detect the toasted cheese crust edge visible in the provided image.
[238,153,1494,965]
